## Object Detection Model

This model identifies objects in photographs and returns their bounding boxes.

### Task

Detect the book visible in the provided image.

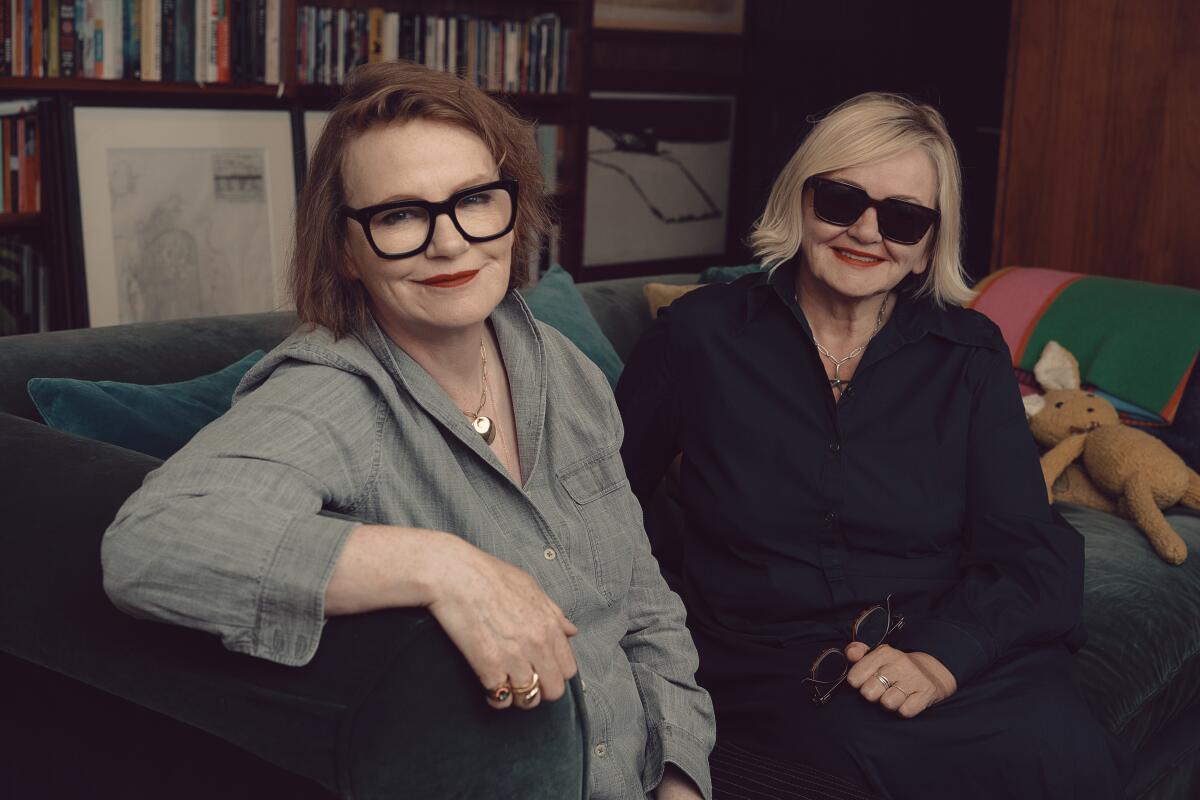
[103,0,120,77]
[58,0,73,75]
[161,0,175,79]
[175,0,193,81]
[263,0,276,82]
[366,5,380,63]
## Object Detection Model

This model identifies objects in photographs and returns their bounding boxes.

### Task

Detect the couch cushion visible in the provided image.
[522,265,625,386]
[577,273,699,362]
[28,351,264,459]
[1065,503,1200,751]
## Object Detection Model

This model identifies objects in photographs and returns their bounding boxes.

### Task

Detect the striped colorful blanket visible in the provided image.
[969,267,1200,424]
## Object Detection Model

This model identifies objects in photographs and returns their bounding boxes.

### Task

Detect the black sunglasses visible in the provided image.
[806,177,939,245]
[801,595,905,705]
[342,178,518,260]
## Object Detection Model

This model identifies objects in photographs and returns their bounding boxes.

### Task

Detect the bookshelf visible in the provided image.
[0,0,594,333]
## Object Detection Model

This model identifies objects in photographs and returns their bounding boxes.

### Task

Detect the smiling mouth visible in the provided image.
[832,247,885,267]
[417,270,480,288]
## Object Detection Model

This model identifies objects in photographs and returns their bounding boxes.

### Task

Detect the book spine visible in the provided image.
[46,0,56,75]
[214,0,226,81]
[26,115,36,212]
[29,0,38,76]
[204,0,215,81]
[381,10,396,62]
[262,0,275,82]
[56,0,72,75]
[366,5,379,63]
[103,0,119,77]
[1,118,10,213]
[175,0,191,80]
[15,116,26,212]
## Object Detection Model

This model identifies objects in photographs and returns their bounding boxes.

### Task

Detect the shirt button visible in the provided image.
[543,547,557,561]
[594,743,608,758]
[580,679,587,692]
[823,511,837,525]
[828,441,841,453]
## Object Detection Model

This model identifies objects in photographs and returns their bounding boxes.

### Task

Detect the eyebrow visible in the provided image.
[373,173,500,205]
[831,177,927,205]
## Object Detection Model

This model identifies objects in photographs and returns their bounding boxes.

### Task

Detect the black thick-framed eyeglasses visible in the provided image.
[342,178,519,260]
[801,594,905,705]
[806,176,940,245]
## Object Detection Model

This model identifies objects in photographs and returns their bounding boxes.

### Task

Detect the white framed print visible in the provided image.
[303,109,331,163]
[584,92,735,268]
[72,107,297,327]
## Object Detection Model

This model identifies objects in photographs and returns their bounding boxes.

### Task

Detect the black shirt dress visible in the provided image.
[616,261,1132,799]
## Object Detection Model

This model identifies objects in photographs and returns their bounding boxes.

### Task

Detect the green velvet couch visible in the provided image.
[2,273,1197,799]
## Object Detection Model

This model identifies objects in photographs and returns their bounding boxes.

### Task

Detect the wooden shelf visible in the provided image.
[0,77,287,96]
[0,212,42,229]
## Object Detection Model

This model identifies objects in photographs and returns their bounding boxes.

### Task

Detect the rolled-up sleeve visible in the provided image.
[896,345,1085,685]
[101,360,382,666]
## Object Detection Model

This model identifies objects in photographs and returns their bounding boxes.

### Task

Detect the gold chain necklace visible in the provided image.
[463,339,497,444]
[806,292,890,394]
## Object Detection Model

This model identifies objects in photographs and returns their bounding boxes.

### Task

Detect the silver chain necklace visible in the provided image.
[805,292,890,393]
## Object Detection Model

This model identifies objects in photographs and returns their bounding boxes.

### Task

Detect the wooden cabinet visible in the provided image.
[992,0,1200,288]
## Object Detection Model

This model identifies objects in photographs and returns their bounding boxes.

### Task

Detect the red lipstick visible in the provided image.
[417,270,480,288]
[831,247,885,268]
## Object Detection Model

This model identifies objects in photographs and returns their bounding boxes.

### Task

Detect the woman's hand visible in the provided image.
[425,535,579,711]
[655,764,703,800]
[844,642,957,718]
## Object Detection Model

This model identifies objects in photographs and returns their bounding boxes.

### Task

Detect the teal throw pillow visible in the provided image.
[699,263,767,284]
[522,265,624,388]
[27,350,266,459]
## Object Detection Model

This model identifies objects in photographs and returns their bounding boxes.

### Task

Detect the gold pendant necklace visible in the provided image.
[463,339,497,444]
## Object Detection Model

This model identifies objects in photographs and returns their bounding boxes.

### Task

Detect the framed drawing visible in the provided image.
[584,92,735,268]
[303,110,331,163]
[593,0,745,34]
[70,107,296,327]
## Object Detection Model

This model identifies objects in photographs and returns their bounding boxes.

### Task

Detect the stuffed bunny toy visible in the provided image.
[1023,341,1199,565]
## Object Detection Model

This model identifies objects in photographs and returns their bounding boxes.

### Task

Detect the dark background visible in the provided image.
[591,0,1013,282]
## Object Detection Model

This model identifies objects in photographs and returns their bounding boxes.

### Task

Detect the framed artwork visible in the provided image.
[584,92,735,268]
[71,107,296,327]
[593,0,745,34]
[303,110,331,163]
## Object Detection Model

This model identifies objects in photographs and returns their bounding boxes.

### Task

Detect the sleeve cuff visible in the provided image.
[644,721,714,800]
[894,617,995,687]
[250,514,361,666]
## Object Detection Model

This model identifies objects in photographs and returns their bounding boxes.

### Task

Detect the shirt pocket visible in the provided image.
[558,446,638,606]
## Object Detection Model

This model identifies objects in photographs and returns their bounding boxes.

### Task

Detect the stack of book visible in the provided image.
[0,0,282,83]
[0,235,47,334]
[0,107,39,214]
[295,9,568,93]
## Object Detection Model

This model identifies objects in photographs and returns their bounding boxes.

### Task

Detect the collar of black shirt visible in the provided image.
[740,258,1005,354]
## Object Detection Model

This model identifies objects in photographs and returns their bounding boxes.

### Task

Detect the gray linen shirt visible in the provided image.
[101,291,715,799]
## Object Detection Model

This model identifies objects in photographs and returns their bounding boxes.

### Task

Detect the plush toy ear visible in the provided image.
[1033,340,1081,391]
[1023,394,1047,419]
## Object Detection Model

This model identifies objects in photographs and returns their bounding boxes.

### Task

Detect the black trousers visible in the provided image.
[707,643,1132,800]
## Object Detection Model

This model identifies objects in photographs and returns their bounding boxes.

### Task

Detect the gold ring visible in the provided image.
[875,673,894,690]
[486,684,512,703]
[511,672,540,695]
[517,685,541,705]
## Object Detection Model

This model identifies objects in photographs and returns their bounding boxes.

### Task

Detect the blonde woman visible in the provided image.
[617,93,1130,798]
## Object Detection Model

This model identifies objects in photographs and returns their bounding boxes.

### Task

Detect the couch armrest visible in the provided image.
[1,412,586,799]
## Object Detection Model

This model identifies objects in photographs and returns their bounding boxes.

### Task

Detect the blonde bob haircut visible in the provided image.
[750,92,974,307]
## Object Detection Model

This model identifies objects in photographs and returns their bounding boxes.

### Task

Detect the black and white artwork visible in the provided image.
[73,108,295,327]
[584,92,734,267]
[107,149,273,323]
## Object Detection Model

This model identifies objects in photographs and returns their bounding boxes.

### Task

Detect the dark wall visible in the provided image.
[733,0,1012,281]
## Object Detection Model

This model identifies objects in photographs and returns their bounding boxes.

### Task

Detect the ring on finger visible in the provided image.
[874,672,894,690]
[511,672,540,695]
[486,684,512,703]
[517,685,541,705]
